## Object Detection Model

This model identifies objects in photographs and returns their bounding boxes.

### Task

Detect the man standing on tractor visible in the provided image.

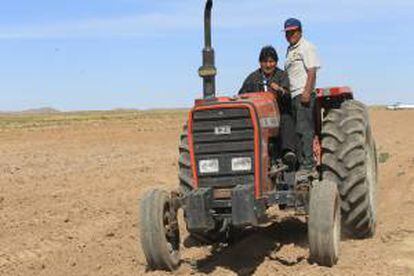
[239,46,296,164]
[284,18,321,177]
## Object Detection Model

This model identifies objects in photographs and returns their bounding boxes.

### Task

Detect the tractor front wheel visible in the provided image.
[140,189,180,271]
[308,180,341,267]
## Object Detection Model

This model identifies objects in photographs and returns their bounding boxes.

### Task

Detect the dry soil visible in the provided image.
[0,109,413,275]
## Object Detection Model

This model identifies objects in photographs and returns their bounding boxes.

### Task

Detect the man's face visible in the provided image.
[260,57,277,76]
[285,29,302,45]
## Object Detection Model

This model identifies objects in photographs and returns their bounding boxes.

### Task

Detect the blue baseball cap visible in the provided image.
[284,18,302,31]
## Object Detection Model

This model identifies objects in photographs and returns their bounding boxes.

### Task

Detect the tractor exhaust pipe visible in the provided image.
[198,0,217,99]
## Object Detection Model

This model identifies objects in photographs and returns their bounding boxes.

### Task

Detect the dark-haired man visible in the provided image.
[239,46,296,164]
[284,18,321,177]
[239,46,288,95]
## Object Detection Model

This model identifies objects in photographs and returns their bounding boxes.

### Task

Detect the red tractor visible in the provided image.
[139,0,377,271]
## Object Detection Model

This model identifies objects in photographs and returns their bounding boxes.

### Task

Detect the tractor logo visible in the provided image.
[214,125,231,135]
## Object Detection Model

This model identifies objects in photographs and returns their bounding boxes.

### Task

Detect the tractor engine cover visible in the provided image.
[184,92,280,226]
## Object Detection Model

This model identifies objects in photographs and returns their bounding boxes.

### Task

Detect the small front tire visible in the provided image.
[308,180,341,267]
[140,189,180,271]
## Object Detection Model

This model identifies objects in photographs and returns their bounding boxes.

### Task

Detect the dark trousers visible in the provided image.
[278,93,297,155]
[292,94,316,169]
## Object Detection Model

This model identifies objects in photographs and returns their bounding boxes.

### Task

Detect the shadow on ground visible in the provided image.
[184,217,309,275]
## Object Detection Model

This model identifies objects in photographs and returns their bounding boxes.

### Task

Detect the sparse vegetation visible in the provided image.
[0,109,188,129]
[379,152,390,164]
[397,171,406,177]
[369,105,387,110]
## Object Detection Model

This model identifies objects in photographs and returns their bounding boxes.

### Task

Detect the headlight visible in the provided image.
[231,157,252,171]
[199,159,219,173]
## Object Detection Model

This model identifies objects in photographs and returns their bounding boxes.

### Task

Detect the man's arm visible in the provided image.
[301,68,317,104]
[301,42,321,104]
[238,79,249,95]
[270,70,290,95]
[238,71,259,95]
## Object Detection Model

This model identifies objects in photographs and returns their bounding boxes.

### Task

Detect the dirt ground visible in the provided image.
[0,109,413,276]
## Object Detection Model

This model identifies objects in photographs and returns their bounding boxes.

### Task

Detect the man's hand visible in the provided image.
[270,82,285,94]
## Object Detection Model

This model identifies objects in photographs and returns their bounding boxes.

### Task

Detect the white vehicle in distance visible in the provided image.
[386,102,414,110]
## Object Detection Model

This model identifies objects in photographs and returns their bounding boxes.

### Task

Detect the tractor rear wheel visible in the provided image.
[308,180,341,267]
[321,100,377,238]
[140,189,180,271]
[178,124,193,194]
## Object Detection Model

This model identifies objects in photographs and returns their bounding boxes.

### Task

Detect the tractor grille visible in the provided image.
[192,108,255,194]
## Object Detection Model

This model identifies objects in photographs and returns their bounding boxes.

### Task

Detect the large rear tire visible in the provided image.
[308,180,341,267]
[178,124,193,194]
[140,189,180,271]
[321,100,377,238]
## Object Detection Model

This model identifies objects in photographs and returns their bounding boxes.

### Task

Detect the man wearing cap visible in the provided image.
[239,45,297,165]
[284,18,321,177]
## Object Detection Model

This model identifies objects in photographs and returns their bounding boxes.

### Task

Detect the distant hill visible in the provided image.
[111,108,139,112]
[0,107,60,115]
[20,107,60,114]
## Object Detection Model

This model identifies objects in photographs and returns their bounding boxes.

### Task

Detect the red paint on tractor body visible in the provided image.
[189,92,279,199]
[188,87,353,198]
[316,86,353,99]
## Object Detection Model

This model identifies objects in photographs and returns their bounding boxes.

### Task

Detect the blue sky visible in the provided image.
[0,0,413,111]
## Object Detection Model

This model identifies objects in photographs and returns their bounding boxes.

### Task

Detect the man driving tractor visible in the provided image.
[239,45,297,167]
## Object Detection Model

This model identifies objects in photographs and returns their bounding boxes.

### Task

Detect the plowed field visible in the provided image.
[0,109,413,275]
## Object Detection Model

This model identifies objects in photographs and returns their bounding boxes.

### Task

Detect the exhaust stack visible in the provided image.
[198,0,216,99]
